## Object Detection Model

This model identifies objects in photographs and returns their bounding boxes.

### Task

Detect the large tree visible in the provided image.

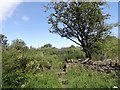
[47,1,117,59]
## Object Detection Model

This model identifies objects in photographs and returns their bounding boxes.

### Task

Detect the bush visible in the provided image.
[59,47,85,60]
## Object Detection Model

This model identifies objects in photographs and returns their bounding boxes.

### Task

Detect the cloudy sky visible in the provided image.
[0,0,119,48]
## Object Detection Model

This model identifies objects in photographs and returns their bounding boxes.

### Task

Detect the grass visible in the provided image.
[21,63,118,88]
[65,64,118,88]
[23,70,62,88]
[2,47,119,88]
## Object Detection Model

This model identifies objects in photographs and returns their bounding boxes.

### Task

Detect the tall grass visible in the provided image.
[65,64,118,88]
[23,71,62,88]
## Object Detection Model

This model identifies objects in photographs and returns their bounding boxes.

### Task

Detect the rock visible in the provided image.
[89,65,96,70]
[111,61,116,67]
[101,62,106,66]
[97,67,104,72]
[102,66,108,70]
[105,69,111,73]
[88,60,94,65]
[114,66,119,70]
[113,86,118,88]
[61,79,68,85]
[101,60,107,66]
[78,59,82,62]
[65,59,71,63]
[70,59,74,63]
[97,60,102,66]
[93,61,98,65]
[101,59,112,66]
[93,60,102,65]
[74,60,78,63]
[106,59,112,66]
[81,58,90,64]
[108,67,115,70]
[63,63,71,72]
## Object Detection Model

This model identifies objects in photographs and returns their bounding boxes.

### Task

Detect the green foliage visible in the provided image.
[59,47,85,60]
[47,2,118,59]
[23,71,61,88]
[2,34,119,88]
[2,49,30,88]
[91,35,118,60]
[10,39,28,51]
[0,34,8,46]
[41,43,52,48]
[65,66,118,88]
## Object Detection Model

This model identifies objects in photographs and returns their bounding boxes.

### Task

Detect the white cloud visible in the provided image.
[0,0,22,23]
[22,16,29,22]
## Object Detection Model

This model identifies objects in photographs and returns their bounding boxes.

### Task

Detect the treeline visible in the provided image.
[1,34,119,60]
[1,34,119,88]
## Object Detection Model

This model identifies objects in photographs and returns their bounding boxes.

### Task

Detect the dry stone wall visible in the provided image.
[64,58,120,77]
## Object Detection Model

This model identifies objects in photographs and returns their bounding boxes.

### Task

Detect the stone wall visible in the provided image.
[64,58,120,77]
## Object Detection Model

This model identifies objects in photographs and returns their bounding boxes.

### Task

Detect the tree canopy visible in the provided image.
[41,43,52,48]
[10,39,27,50]
[47,2,117,59]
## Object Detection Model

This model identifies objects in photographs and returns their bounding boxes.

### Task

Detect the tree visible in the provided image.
[41,43,52,48]
[0,34,8,46]
[47,2,117,59]
[69,45,75,48]
[10,39,27,50]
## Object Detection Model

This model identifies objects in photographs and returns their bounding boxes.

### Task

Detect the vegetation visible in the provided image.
[1,34,119,88]
[65,66,118,88]
[47,2,118,59]
[0,34,8,46]
[23,71,61,88]
[1,1,119,89]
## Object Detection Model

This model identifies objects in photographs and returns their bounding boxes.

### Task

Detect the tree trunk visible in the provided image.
[83,47,92,59]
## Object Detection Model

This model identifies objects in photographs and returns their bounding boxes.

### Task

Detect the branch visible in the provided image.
[66,36,81,46]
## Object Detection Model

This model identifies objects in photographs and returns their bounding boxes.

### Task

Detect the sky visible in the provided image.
[0,0,119,48]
